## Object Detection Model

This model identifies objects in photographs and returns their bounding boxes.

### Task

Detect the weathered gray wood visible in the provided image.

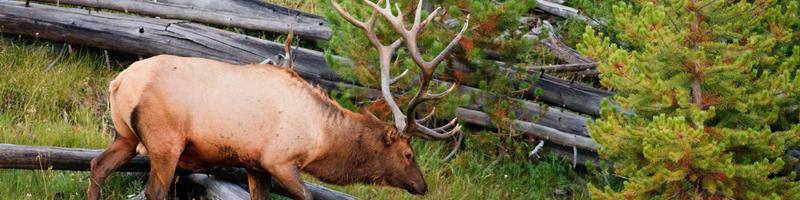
[207,167,360,200]
[526,63,596,73]
[528,20,595,65]
[0,143,150,171]
[0,144,360,200]
[185,173,250,200]
[31,0,331,40]
[156,0,324,24]
[533,73,612,117]
[455,108,599,165]
[535,0,606,27]
[456,85,591,137]
[453,59,612,117]
[455,108,596,150]
[0,1,342,83]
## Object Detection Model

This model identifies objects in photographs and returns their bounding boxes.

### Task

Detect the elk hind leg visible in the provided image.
[143,140,185,200]
[88,129,139,200]
[247,168,272,200]
[263,164,311,200]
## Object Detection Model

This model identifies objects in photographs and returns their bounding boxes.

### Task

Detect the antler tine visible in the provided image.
[363,0,468,138]
[282,24,294,69]
[433,117,458,132]
[366,0,469,71]
[333,0,409,132]
[389,69,409,84]
[405,80,458,122]
[415,107,436,123]
[339,0,467,138]
[413,122,461,139]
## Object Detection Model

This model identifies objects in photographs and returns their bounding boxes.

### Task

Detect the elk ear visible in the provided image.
[383,126,401,145]
[364,111,381,121]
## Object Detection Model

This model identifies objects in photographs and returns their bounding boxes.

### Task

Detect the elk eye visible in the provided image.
[404,153,413,160]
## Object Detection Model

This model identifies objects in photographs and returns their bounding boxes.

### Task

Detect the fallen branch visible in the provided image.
[528,140,546,158]
[527,20,595,65]
[526,63,596,73]
[535,0,606,27]
[46,42,68,71]
[32,0,331,40]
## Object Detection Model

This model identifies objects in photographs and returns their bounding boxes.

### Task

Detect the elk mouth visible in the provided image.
[404,182,428,195]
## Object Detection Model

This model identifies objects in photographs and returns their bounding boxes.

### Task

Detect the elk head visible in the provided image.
[331,0,469,195]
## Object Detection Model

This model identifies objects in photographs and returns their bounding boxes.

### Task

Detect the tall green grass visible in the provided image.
[310,135,598,199]
[0,37,142,199]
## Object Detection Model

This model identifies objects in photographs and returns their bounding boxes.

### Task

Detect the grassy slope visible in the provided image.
[0,38,142,199]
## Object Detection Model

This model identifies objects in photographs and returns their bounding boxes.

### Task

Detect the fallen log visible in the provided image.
[0,144,360,200]
[154,0,323,24]
[185,173,250,200]
[452,59,612,117]
[31,0,331,40]
[525,63,596,73]
[456,108,595,150]
[0,143,150,171]
[0,1,342,83]
[128,173,251,200]
[206,167,360,200]
[456,85,591,137]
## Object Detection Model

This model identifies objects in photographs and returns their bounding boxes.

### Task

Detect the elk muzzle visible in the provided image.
[405,180,428,195]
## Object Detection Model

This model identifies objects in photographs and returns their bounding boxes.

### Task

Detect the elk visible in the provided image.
[87,0,468,199]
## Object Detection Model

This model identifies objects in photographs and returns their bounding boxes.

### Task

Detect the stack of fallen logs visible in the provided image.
[0,0,614,198]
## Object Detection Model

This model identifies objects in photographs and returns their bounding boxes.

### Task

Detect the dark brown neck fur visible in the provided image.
[269,66,393,185]
[301,112,391,185]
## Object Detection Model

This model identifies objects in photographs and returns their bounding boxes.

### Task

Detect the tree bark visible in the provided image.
[535,0,606,27]
[0,1,342,83]
[0,144,360,200]
[526,63,596,73]
[184,173,250,200]
[455,108,596,151]
[453,59,613,117]
[31,0,331,40]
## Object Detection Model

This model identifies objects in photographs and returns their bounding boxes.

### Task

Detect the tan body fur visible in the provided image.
[88,55,427,200]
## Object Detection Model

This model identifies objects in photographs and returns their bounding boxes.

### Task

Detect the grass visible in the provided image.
[309,133,598,199]
[0,37,142,199]
[0,31,617,200]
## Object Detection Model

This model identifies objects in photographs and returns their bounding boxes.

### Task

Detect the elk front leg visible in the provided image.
[264,164,311,200]
[87,133,138,200]
[247,168,272,200]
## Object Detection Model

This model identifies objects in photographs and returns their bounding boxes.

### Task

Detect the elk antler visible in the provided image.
[332,0,468,139]
[282,24,295,69]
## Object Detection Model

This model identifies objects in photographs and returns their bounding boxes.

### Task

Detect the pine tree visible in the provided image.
[578,0,800,199]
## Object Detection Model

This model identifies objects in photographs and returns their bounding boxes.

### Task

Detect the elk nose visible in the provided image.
[410,182,428,195]
[418,184,428,195]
